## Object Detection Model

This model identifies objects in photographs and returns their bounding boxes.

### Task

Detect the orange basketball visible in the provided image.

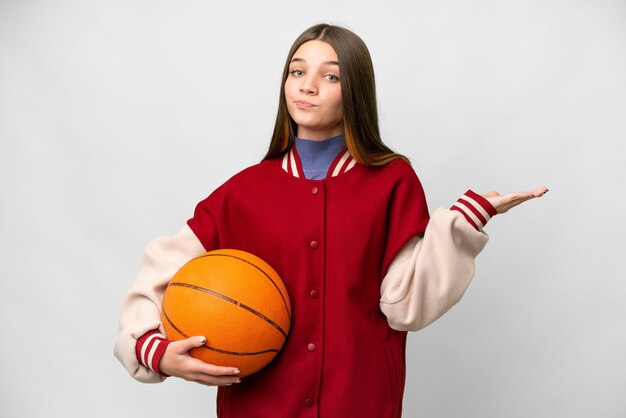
[161,249,291,377]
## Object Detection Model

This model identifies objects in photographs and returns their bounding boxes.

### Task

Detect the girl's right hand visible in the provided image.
[159,336,241,386]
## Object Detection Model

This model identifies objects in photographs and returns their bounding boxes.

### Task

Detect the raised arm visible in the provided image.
[380,187,548,331]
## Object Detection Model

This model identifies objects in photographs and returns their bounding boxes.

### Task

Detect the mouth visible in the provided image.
[295,100,316,109]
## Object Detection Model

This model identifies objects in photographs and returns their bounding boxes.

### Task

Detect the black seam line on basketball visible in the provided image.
[162,307,279,356]
[195,253,292,319]
[168,281,288,339]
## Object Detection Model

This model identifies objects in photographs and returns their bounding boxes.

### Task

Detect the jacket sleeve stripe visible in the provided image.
[464,189,497,217]
[146,340,161,372]
[459,195,491,223]
[451,205,480,230]
[450,190,498,231]
[139,332,159,368]
[138,331,168,371]
[457,198,488,226]
[135,330,170,375]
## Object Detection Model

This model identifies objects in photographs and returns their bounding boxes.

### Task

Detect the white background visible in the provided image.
[1,1,624,417]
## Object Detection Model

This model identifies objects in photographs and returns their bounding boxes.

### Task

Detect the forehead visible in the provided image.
[291,40,338,64]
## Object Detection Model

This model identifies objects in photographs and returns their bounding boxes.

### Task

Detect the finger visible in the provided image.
[172,336,207,354]
[192,380,237,387]
[492,192,534,214]
[506,188,548,206]
[191,373,242,386]
[510,187,548,200]
[193,380,231,388]
[486,186,549,214]
[192,359,241,376]
[531,186,549,197]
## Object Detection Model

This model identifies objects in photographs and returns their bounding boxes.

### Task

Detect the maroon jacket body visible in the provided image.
[187,149,430,417]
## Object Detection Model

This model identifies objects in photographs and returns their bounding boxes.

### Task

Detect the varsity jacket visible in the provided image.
[114,146,496,418]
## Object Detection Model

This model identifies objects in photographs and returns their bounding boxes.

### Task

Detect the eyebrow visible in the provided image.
[290,58,339,66]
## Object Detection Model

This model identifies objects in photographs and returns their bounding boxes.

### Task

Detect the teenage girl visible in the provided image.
[114,24,547,418]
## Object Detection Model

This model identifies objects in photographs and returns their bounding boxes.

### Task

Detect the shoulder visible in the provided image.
[382,157,417,176]
[199,157,283,202]
[209,156,275,186]
[221,157,280,187]
[372,157,428,203]
[190,160,273,217]
[365,157,423,186]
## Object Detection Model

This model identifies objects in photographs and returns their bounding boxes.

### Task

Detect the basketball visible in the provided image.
[160,249,291,377]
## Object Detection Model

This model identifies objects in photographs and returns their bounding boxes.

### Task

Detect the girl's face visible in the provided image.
[284,40,343,140]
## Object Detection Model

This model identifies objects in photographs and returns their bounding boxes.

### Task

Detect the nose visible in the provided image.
[299,75,318,95]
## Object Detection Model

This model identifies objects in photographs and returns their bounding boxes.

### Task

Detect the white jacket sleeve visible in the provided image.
[380,190,495,331]
[113,224,206,382]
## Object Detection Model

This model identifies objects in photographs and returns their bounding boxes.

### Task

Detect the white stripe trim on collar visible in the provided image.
[344,158,357,173]
[280,148,356,179]
[281,152,289,172]
[331,150,351,177]
[289,149,300,178]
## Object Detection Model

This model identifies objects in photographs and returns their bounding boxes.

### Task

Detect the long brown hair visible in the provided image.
[263,24,407,166]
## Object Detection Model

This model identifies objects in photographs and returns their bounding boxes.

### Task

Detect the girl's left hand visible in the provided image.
[483,186,549,214]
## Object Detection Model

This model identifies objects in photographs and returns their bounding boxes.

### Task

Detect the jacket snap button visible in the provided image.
[310,290,319,299]
[311,186,319,195]
[309,240,319,249]
[307,343,316,352]
[305,398,314,407]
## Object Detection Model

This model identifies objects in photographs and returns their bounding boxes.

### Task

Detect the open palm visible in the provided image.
[483,186,549,214]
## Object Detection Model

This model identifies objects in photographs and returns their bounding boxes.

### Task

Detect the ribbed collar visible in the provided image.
[281,136,357,180]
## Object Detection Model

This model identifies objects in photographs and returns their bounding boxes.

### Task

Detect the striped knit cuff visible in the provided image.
[135,330,170,375]
[450,190,498,231]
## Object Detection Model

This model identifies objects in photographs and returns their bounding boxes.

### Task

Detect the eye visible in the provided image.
[289,69,304,77]
[325,74,339,82]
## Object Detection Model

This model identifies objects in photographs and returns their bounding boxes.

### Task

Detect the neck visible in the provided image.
[296,126,344,141]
